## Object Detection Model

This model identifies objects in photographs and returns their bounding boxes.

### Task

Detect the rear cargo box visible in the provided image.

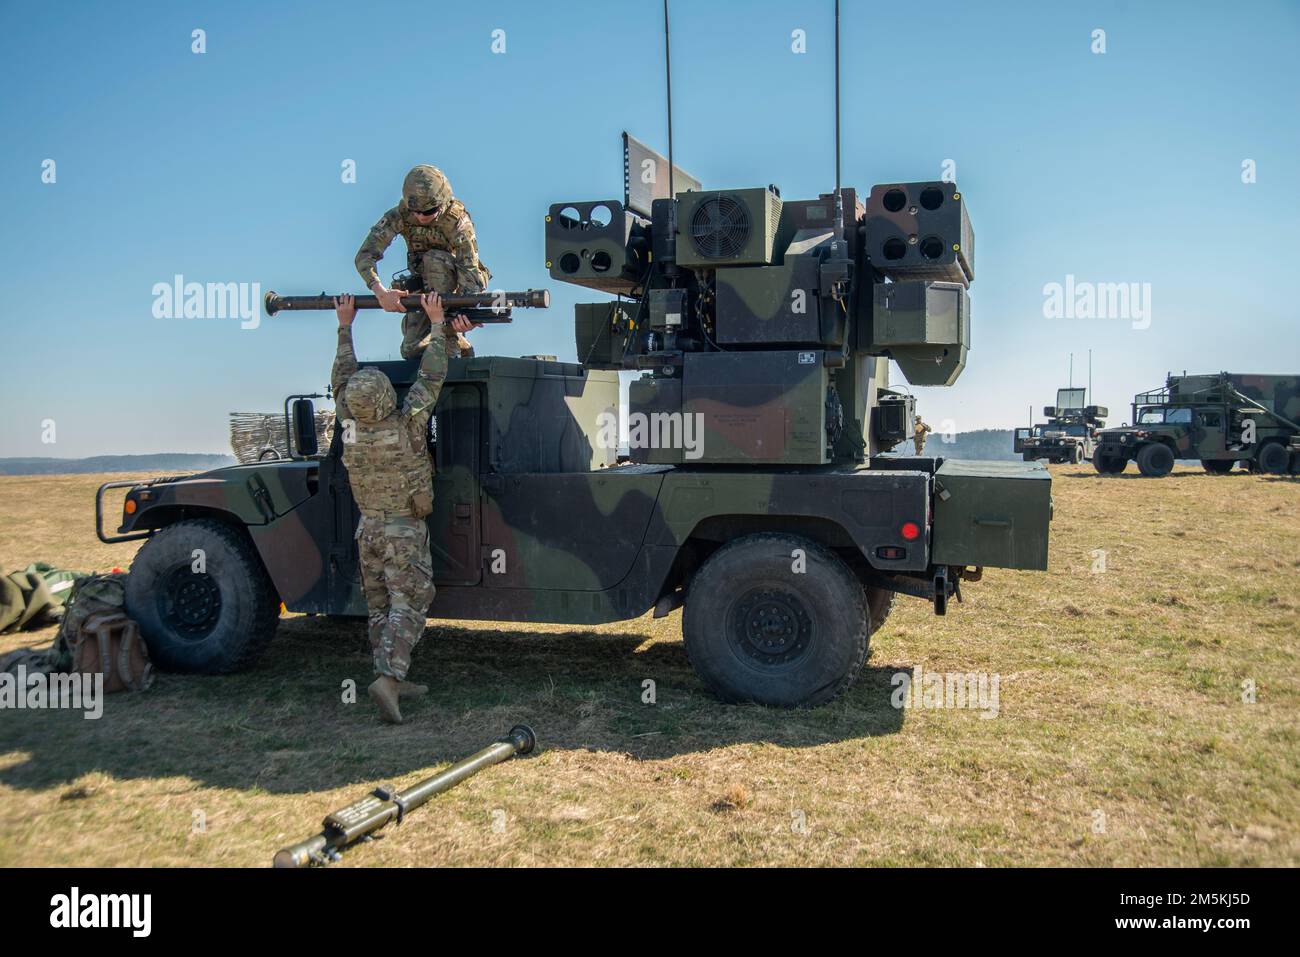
[931,460,1051,570]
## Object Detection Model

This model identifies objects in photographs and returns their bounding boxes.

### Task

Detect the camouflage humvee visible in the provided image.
[96,138,1054,707]
[1013,388,1106,464]
[1094,372,1300,477]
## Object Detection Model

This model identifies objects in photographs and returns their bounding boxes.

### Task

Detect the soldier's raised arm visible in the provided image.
[331,294,359,416]
[401,293,450,429]
[355,208,407,311]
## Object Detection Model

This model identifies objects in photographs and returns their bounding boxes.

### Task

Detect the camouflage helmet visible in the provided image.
[402,165,452,212]
[345,368,397,423]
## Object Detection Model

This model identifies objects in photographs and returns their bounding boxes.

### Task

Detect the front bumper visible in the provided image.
[95,480,154,544]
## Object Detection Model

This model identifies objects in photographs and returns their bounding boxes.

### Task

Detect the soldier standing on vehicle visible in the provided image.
[331,292,447,724]
[913,415,932,455]
[355,164,489,360]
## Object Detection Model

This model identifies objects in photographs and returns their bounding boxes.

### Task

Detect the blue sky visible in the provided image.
[1,0,1297,456]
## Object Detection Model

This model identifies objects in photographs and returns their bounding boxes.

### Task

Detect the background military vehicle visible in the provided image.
[1094,372,1300,477]
[95,131,1054,707]
[1014,387,1107,464]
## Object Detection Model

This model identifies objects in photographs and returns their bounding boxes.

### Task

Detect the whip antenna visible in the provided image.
[833,0,843,230]
[664,0,675,198]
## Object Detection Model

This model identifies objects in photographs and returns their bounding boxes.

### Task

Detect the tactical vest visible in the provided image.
[342,415,433,519]
[400,200,468,274]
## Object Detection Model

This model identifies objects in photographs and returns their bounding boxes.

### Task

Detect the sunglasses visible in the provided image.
[413,205,442,217]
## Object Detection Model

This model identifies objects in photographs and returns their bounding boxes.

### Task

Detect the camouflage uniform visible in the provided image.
[355,165,491,361]
[913,417,932,455]
[331,326,448,680]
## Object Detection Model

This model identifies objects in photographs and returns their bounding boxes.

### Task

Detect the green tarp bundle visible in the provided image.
[0,562,85,634]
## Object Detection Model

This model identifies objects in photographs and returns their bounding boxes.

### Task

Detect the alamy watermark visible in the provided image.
[1042,274,1151,329]
[50,887,150,937]
[890,664,1000,719]
[152,275,261,329]
[1,667,103,720]
[595,409,705,460]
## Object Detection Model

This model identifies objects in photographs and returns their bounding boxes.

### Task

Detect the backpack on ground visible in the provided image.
[55,573,154,693]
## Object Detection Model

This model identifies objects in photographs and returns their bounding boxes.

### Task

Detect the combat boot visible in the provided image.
[368,675,403,724]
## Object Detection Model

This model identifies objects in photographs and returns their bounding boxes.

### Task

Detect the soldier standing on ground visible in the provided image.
[355,164,488,360]
[913,415,932,455]
[331,292,448,724]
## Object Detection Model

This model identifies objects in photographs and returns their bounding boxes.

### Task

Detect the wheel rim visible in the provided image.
[728,586,814,668]
[159,565,223,641]
[1261,446,1286,473]
[1143,447,1172,474]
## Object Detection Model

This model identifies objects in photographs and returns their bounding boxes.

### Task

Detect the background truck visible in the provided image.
[1093,372,1300,476]
[96,137,1054,707]
[1014,387,1107,464]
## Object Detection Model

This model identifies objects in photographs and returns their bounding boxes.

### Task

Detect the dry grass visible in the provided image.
[1,465,1297,867]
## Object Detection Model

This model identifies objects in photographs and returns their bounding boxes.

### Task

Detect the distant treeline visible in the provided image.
[1,431,1028,476]
[0,454,236,476]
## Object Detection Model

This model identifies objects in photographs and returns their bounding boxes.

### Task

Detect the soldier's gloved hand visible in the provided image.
[410,490,434,518]
[372,283,406,313]
[420,292,445,325]
[333,293,356,328]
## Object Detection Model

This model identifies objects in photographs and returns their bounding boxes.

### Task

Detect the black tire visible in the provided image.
[1072,445,1085,465]
[866,586,894,636]
[126,519,280,673]
[1257,442,1290,475]
[683,534,869,708]
[1136,442,1175,477]
[1094,453,1127,475]
[1202,459,1235,475]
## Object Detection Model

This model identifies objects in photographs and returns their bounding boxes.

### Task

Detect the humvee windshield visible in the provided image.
[1138,407,1192,425]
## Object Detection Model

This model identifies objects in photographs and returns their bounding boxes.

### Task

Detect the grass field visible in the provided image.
[1,465,1297,867]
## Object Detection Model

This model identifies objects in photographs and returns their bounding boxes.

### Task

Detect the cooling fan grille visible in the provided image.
[689,194,751,259]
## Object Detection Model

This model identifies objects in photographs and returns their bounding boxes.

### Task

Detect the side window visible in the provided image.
[1167,408,1192,425]
[1199,412,1221,427]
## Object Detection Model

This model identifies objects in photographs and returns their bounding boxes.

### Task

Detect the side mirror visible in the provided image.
[292,398,318,457]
